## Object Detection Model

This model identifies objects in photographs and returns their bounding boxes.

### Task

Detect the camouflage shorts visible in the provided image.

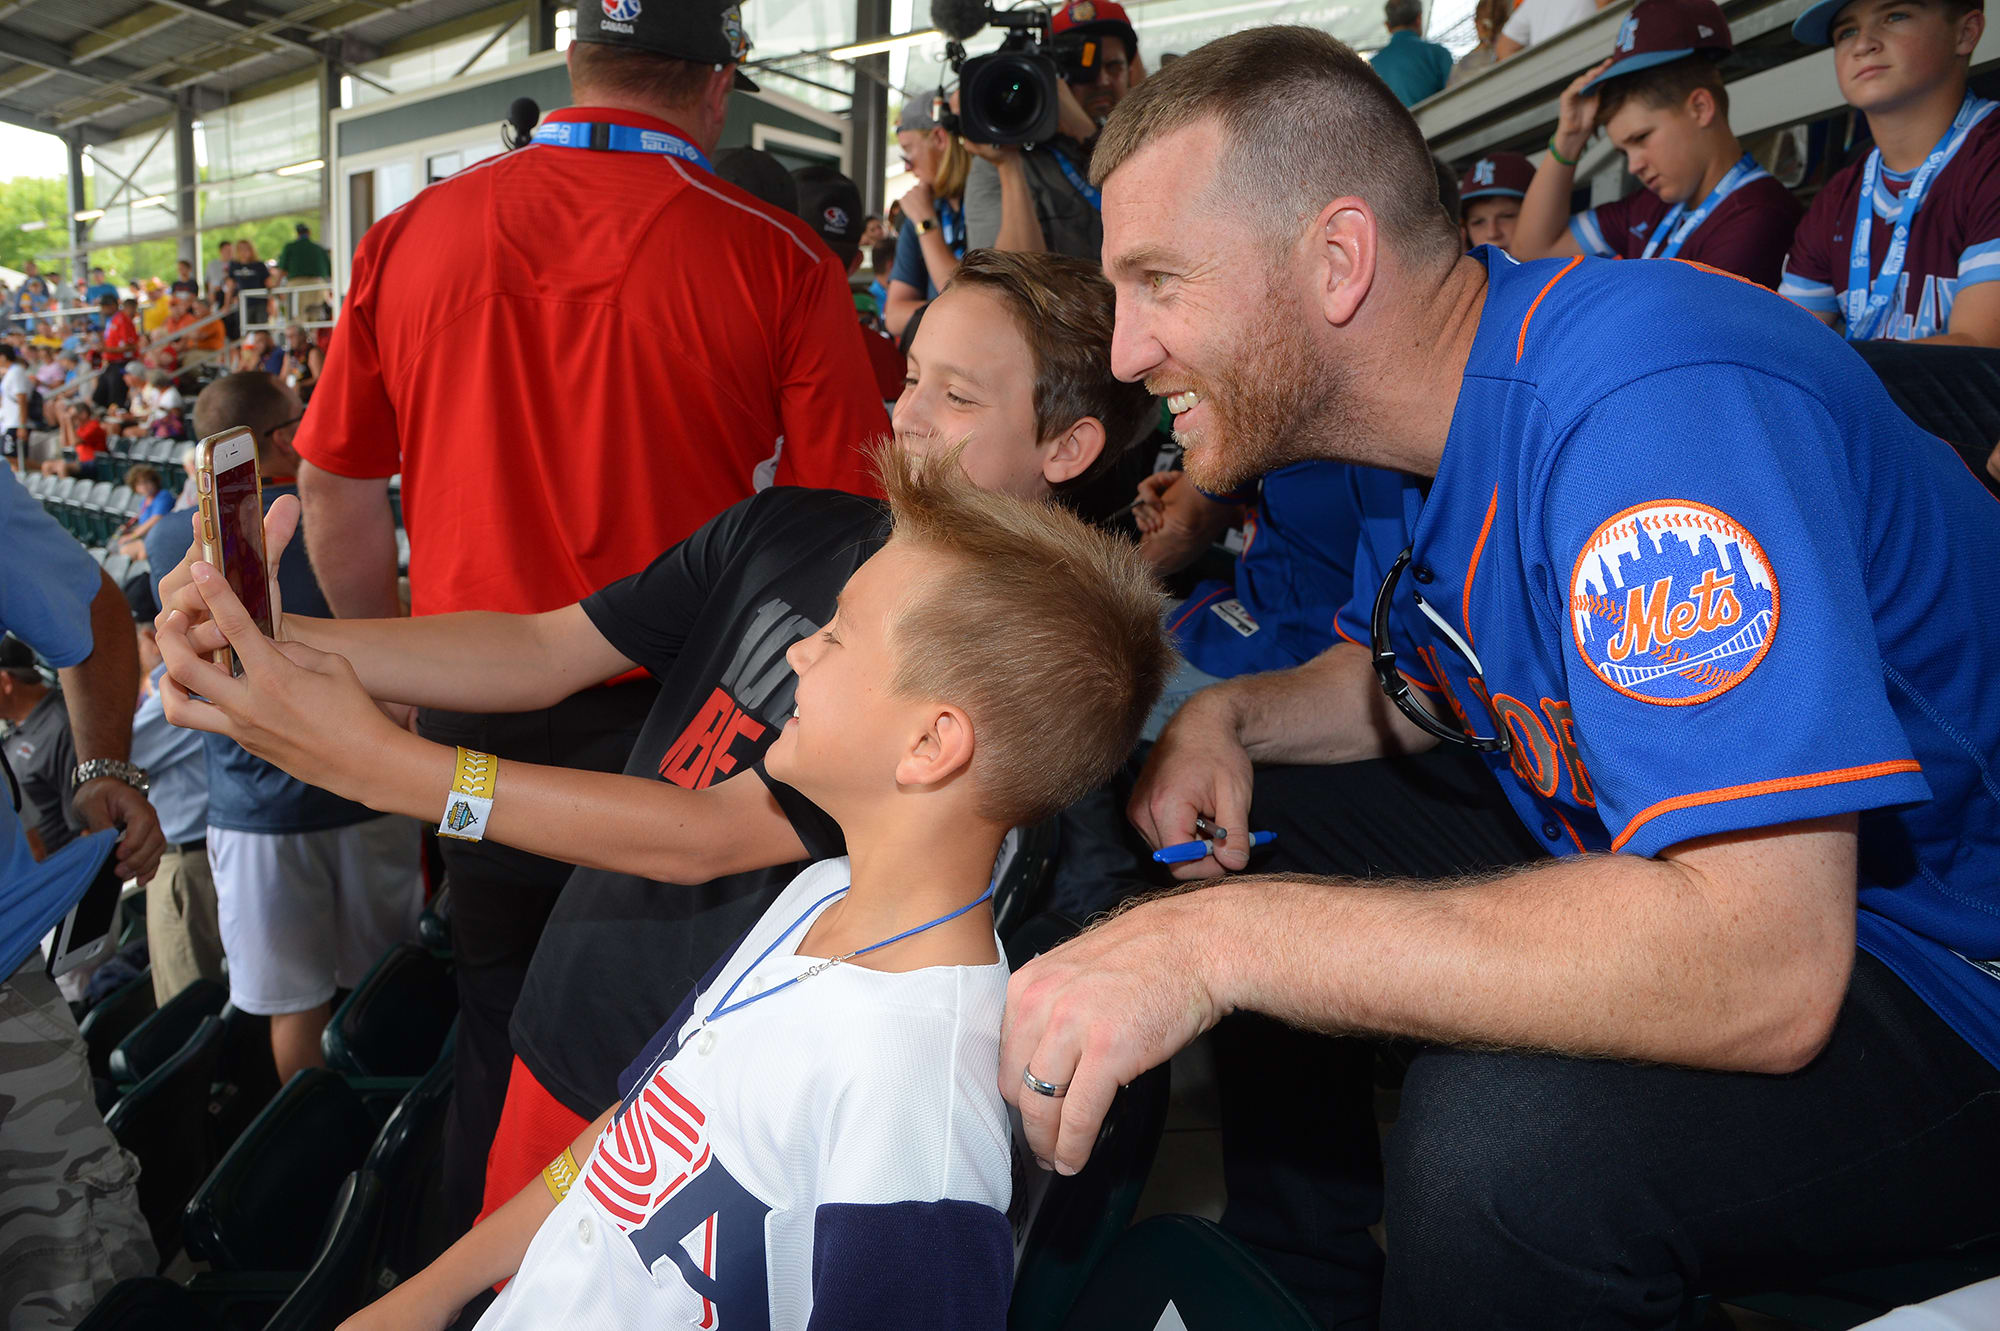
[0,957,156,1328]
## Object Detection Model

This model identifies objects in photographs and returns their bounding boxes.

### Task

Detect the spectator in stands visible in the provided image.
[290,0,890,1231]
[143,370,183,440]
[868,237,896,327]
[1495,0,1612,59]
[235,330,279,376]
[860,212,885,249]
[116,464,171,560]
[96,296,139,410]
[279,322,318,399]
[104,367,150,439]
[1458,150,1536,252]
[794,164,907,401]
[169,259,198,301]
[0,345,27,463]
[1004,27,2000,1328]
[153,248,1154,1243]
[288,449,1163,1331]
[1512,0,1802,288]
[274,222,331,291]
[204,239,233,301]
[215,275,240,343]
[127,586,217,1006]
[44,403,107,480]
[0,472,161,1326]
[228,239,269,329]
[884,96,971,337]
[1451,0,1514,83]
[83,267,117,328]
[148,371,424,1085]
[962,0,1145,264]
[1371,0,1454,106]
[1779,0,1997,344]
[1,636,82,860]
[184,298,224,357]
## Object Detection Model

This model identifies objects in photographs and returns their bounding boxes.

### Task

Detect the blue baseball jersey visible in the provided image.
[1334,247,2000,1068]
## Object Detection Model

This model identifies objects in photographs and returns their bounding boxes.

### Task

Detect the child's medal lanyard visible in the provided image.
[527,120,714,173]
[688,879,996,1054]
[1844,93,1997,341]
[1639,153,1769,261]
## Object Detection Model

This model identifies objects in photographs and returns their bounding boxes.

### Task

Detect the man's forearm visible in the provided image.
[991,159,1049,254]
[1216,641,1435,766]
[1201,816,1857,1074]
[298,461,401,619]
[282,605,632,713]
[58,570,140,763]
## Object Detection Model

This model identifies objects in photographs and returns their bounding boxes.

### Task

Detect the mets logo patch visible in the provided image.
[602,0,641,22]
[1570,500,1778,706]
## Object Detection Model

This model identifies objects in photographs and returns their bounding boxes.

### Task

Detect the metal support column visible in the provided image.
[65,135,88,286]
[320,52,340,242]
[526,0,558,54]
[853,0,893,216]
[174,95,198,266]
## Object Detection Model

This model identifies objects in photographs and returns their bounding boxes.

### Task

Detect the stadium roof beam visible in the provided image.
[1,30,178,107]
[71,8,185,65]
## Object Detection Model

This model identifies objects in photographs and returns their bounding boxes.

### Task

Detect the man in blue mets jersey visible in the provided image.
[999,26,2000,1331]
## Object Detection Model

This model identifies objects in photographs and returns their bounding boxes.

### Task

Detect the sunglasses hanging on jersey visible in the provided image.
[1370,547,1511,754]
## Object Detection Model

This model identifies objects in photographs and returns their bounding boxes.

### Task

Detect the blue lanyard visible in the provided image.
[528,120,714,173]
[1044,142,1102,213]
[699,879,995,1028]
[1640,154,1767,261]
[1844,94,1996,341]
[936,199,966,257]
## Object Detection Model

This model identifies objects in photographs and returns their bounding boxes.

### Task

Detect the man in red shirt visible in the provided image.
[96,295,140,410]
[293,0,888,1226]
[793,163,909,403]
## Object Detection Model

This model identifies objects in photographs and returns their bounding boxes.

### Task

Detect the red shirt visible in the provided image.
[103,312,139,359]
[1781,107,2000,340]
[74,418,106,463]
[296,108,889,617]
[1572,175,1802,289]
[859,322,907,402]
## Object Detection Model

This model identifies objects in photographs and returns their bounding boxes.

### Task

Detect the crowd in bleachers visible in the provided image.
[6,1,2000,1329]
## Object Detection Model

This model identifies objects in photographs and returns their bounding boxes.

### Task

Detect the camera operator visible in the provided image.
[962,0,1145,260]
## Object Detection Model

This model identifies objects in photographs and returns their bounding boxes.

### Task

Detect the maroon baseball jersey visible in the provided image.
[1780,102,2000,340]
[1570,175,1801,288]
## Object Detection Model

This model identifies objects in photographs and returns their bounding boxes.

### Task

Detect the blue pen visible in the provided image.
[1153,830,1276,865]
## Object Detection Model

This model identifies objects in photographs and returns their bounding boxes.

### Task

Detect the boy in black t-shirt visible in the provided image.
[151,250,1159,1221]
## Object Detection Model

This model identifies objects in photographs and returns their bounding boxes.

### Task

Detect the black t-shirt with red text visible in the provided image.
[509,486,880,1117]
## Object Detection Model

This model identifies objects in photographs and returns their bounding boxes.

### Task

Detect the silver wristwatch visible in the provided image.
[71,759,149,794]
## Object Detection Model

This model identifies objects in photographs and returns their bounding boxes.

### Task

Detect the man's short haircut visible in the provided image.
[125,462,162,492]
[193,372,295,462]
[879,444,1170,826]
[1595,52,1729,125]
[1092,26,1462,267]
[942,250,1158,493]
[1386,0,1424,28]
[568,39,716,112]
[98,293,118,310]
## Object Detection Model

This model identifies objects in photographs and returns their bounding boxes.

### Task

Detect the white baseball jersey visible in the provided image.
[478,858,1015,1330]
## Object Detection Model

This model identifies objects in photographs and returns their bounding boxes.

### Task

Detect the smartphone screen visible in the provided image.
[213,456,273,640]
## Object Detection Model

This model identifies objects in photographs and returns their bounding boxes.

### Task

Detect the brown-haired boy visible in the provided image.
[209,448,1165,1329]
[1513,0,1802,287]
[1780,0,1996,343]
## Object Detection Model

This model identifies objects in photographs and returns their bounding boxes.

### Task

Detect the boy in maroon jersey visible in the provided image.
[1513,0,1802,288]
[1780,0,1997,344]
[1458,151,1536,254]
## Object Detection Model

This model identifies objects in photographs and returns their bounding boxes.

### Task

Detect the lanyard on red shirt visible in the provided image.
[527,120,713,173]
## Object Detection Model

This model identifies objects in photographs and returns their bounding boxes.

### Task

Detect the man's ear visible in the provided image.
[1311,198,1377,328]
[896,704,976,791]
[1042,416,1107,487]
[1957,7,1985,55]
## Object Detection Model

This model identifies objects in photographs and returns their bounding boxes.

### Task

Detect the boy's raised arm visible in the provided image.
[156,567,808,884]
[338,1106,617,1331]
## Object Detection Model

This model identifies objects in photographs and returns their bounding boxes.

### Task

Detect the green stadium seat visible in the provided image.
[79,967,158,1084]
[261,1172,386,1331]
[103,1014,226,1264]
[364,1036,457,1288]
[183,1068,379,1274]
[1055,1215,1321,1331]
[322,943,456,1079]
[76,1276,220,1331]
[415,883,452,954]
[1006,913,1173,1330]
[108,977,226,1086]
[102,550,132,591]
[209,1002,282,1158]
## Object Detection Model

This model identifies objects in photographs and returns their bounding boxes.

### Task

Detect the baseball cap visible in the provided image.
[1051,0,1140,58]
[1793,0,1982,43]
[575,0,759,91]
[1580,0,1731,93]
[1458,151,1536,202]
[897,93,941,134]
[793,165,865,266]
[714,147,800,213]
[0,635,40,677]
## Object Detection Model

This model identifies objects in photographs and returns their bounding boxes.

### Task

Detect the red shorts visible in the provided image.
[479,1055,590,1224]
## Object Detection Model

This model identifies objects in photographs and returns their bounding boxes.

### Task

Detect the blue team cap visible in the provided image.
[1581,0,1732,94]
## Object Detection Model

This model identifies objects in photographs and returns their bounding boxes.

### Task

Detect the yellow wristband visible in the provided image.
[542,1148,580,1202]
[438,747,498,841]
